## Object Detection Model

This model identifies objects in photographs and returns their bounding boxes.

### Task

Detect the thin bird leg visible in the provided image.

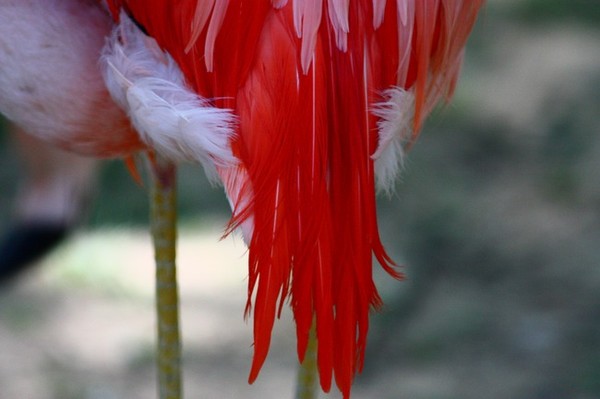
[295,321,318,399]
[149,156,182,399]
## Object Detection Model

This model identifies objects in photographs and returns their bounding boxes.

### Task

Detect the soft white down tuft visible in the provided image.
[101,12,238,183]
[371,87,415,194]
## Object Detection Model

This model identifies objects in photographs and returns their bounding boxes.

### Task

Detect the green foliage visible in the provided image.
[511,0,600,25]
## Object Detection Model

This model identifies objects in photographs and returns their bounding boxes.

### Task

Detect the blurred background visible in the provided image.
[0,1,599,398]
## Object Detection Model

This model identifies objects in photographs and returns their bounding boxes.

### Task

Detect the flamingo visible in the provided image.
[0,1,484,398]
[0,125,97,282]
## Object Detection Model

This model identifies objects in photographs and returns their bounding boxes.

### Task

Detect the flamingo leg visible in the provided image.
[295,322,319,399]
[150,156,182,399]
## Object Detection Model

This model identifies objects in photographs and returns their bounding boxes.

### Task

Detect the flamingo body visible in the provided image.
[0,126,97,282]
[0,0,141,157]
[0,1,483,397]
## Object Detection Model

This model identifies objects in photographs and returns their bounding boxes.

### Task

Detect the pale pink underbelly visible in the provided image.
[0,0,144,158]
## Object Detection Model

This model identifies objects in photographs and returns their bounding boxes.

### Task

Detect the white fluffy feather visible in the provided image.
[101,12,238,183]
[371,87,415,193]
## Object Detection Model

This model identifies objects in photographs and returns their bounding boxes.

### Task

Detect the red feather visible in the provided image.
[104,1,483,397]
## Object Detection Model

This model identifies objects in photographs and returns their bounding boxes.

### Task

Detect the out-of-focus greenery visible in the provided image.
[89,161,231,227]
[508,0,600,25]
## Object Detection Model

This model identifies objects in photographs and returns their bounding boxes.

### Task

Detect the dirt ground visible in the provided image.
[0,224,310,399]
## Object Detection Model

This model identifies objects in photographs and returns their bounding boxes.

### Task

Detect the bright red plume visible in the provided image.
[104,1,483,397]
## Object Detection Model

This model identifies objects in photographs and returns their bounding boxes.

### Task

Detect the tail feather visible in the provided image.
[104,1,484,398]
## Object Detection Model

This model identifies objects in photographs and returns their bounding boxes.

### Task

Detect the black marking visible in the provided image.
[124,7,149,36]
[0,222,70,284]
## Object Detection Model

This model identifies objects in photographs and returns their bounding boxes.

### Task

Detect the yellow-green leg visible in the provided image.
[150,157,182,399]
[295,322,318,399]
